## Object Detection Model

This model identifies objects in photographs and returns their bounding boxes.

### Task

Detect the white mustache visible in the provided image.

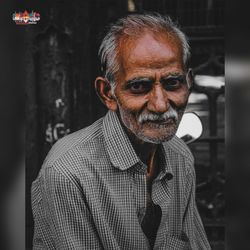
[138,106,178,124]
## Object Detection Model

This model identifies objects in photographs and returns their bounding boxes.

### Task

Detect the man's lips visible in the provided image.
[141,118,176,125]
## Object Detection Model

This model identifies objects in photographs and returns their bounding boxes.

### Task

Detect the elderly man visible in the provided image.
[32,13,210,249]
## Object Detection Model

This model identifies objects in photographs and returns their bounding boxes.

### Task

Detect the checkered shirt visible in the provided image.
[31,110,211,250]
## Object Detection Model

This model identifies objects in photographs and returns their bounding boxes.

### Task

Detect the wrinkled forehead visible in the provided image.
[117,30,184,71]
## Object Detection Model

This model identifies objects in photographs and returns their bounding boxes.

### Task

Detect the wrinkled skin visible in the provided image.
[113,32,190,144]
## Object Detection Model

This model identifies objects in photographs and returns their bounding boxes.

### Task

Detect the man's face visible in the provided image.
[113,32,190,144]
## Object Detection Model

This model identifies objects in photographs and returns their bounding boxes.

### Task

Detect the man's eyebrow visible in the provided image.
[125,77,153,86]
[160,73,186,82]
[161,75,185,80]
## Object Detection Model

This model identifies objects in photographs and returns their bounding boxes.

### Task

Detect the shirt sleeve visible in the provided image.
[32,166,103,250]
[182,166,211,250]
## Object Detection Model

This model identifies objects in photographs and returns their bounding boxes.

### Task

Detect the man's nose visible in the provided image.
[147,84,169,113]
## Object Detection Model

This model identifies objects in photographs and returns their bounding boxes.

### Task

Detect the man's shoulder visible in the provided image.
[41,117,105,174]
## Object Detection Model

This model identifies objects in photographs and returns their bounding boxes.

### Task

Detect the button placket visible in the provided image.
[152,177,173,249]
[132,165,147,224]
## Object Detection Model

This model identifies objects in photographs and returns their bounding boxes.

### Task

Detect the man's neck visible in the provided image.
[123,126,160,181]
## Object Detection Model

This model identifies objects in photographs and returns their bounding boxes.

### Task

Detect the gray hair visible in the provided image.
[99,13,190,87]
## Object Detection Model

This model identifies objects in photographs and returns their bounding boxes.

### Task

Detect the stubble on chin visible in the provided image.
[117,102,186,144]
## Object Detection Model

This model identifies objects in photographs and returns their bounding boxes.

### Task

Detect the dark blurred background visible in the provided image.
[22,0,225,249]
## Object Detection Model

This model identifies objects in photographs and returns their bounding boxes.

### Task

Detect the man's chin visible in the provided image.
[135,123,178,144]
[135,132,175,144]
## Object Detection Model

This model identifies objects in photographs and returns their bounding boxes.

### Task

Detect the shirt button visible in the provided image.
[139,207,146,216]
[165,173,173,180]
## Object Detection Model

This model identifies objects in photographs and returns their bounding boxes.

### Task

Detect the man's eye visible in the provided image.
[130,82,151,93]
[161,77,185,91]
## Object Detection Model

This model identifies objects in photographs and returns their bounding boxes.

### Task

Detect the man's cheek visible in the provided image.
[171,93,189,108]
[119,98,144,113]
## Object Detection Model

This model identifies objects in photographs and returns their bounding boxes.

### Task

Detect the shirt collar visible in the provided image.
[103,110,174,178]
[103,111,141,170]
[157,144,174,180]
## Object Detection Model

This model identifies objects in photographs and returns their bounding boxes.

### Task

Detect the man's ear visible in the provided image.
[186,68,194,90]
[94,77,118,111]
